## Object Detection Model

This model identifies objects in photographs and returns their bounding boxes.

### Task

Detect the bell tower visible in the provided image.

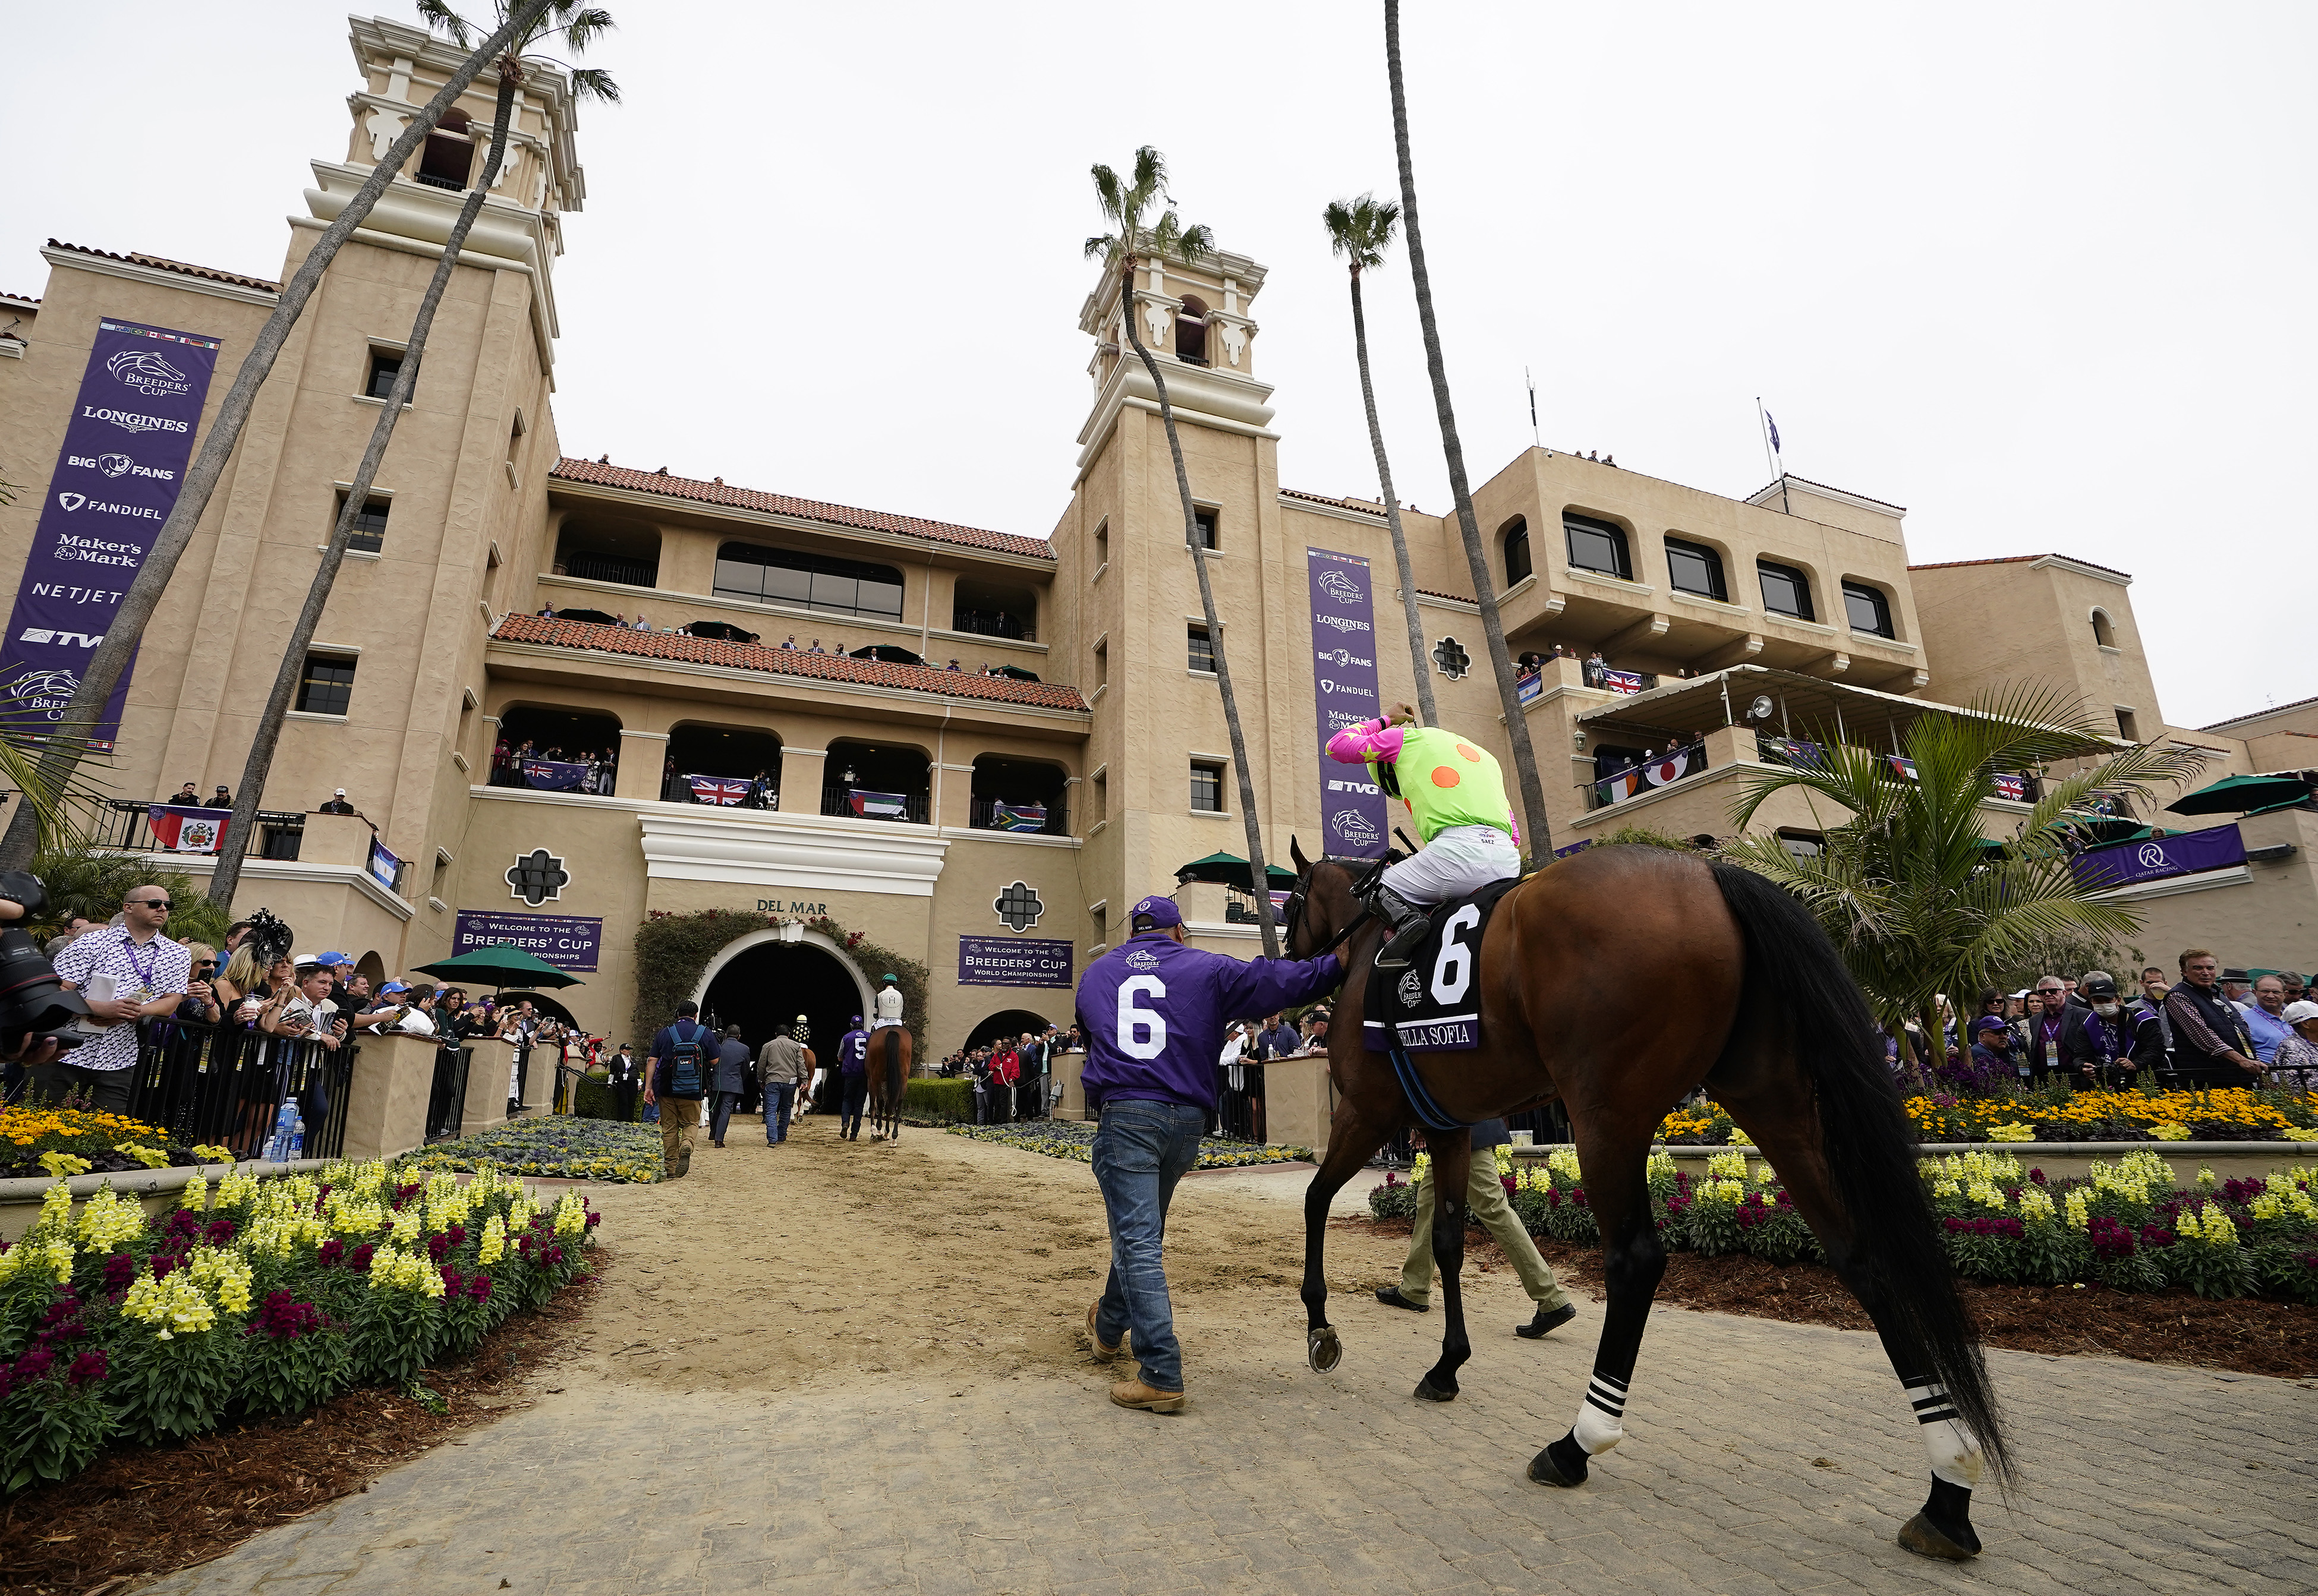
[1075,247,1271,472]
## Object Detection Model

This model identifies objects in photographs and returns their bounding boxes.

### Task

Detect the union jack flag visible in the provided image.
[686,775,752,805]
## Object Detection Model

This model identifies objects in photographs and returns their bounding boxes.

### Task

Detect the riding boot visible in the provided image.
[1366,884,1431,971]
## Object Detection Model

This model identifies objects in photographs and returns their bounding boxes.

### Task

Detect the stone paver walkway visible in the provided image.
[144,1272,2317,1595]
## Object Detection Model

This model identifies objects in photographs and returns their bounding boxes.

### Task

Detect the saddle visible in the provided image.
[1362,876,1523,1056]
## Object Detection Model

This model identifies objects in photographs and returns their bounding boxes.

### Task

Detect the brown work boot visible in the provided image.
[1085,1301,1127,1361]
[1109,1377,1185,1414]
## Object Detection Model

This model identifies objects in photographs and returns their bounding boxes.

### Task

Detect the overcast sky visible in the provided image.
[9,2,2312,728]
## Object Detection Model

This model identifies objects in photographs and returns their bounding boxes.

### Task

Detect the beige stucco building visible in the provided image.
[1,17,2310,1061]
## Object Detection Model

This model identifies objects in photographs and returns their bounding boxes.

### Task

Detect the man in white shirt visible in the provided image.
[42,885,191,1112]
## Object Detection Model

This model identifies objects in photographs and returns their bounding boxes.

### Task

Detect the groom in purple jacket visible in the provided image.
[1076,895,1343,1412]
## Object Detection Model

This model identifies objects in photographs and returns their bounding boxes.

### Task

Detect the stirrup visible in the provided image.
[1372,911,1428,971]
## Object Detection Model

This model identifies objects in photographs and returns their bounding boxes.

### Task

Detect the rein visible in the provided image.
[1284,856,1388,962]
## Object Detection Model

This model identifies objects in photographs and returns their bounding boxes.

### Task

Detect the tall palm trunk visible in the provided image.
[1347,266,1434,724]
[209,74,523,908]
[1384,0,1551,857]
[0,0,557,874]
[1120,259,1281,957]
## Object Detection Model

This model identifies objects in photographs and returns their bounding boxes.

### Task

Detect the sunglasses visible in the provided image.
[130,899,172,910]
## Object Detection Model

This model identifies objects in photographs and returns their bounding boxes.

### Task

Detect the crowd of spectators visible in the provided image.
[938,1024,1074,1124]
[490,738,619,794]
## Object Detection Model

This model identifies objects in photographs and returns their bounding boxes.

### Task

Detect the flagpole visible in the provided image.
[1527,367,1541,452]
[1756,398,1791,514]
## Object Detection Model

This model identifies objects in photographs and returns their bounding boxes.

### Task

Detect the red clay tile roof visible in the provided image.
[549,458,1054,562]
[46,239,281,294]
[1281,488,1387,515]
[1747,474,1907,513]
[1907,552,2135,580]
[1416,587,1476,604]
[492,612,1088,713]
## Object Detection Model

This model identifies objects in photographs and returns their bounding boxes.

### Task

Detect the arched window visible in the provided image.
[1758,560,1815,622]
[823,740,931,823]
[555,518,660,588]
[665,723,783,806]
[971,755,1069,834]
[1664,537,1727,602]
[714,542,903,622]
[2091,608,2117,648]
[1176,295,1209,365]
[1841,580,1894,639]
[1563,513,1632,581]
[1501,516,1532,585]
[493,705,623,791]
[416,106,473,190]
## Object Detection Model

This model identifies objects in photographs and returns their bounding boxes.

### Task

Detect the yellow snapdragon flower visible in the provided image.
[2064,1189,2091,1230]
[187,1247,254,1314]
[178,1175,209,1212]
[0,1236,73,1286]
[121,1270,216,1339]
[479,1213,506,1264]
[1706,1150,1749,1182]
[76,1187,146,1250]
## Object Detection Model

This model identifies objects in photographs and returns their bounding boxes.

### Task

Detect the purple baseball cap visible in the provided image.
[1129,895,1182,930]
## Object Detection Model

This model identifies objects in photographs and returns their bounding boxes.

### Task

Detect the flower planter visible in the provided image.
[0,1160,333,1244]
[1508,1141,2304,1187]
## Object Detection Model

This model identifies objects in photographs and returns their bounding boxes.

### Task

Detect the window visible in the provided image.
[1188,623,1214,673]
[1758,561,1815,622]
[1188,507,1218,551]
[505,407,525,470]
[1777,829,1823,863]
[1841,581,1894,638]
[415,106,472,190]
[2092,608,2117,648]
[1501,516,1532,585]
[2115,707,2141,742]
[1092,638,1108,691]
[1664,537,1727,602]
[1176,295,1209,365]
[364,348,405,401]
[1092,769,1108,822]
[335,492,389,554]
[1191,761,1224,813]
[1092,518,1109,575]
[1562,513,1631,580]
[712,542,904,622]
[296,654,357,717]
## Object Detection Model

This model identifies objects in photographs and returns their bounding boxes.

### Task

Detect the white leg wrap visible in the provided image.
[1904,1380,1983,1488]
[1570,1370,1628,1456]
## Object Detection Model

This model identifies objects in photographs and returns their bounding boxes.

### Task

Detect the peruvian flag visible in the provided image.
[147,804,228,853]
[686,775,752,806]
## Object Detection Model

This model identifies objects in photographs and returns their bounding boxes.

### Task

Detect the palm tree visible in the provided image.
[1085,147,1281,957]
[0,0,563,873]
[1382,0,1551,857]
[1323,194,1434,726]
[1718,685,2209,1078]
[207,2,617,909]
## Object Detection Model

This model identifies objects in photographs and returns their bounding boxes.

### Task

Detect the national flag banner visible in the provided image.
[1886,755,1919,781]
[1766,410,1782,455]
[367,837,400,892]
[1601,668,1649,695]
[686,774,751,806]
[1269,889,1292,910]
[991,801,1047,832]
[1644,747,1694,787]
[521,759,590,791]
[1766,737,1823,769]
[146,803,227,853]
[1595,769,1643,805]
[1516,670,1544,706]
[1992,772,2030,803]
[848,788,908,820]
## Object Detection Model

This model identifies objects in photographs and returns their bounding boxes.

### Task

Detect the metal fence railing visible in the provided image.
[820,784,930,824]
[120,1020,355,1162]
[1214,1061,1265,1142]
[427,1043,473,1143]
[967,793,1069,835]
[86,797,307,860]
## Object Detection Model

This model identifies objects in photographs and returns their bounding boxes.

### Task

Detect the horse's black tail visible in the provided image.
[883,1027,903,1109]
[1707,861,2011,1487]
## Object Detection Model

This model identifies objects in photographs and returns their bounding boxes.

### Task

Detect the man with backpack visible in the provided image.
[645,999,711,1178]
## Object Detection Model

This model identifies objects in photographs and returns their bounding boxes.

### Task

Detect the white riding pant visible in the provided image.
[1381,824,1520,905]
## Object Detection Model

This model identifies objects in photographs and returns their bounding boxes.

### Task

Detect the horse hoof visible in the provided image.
[1898,1512,1980,1562]
[1307,1326,1342,1373]
[1412,1374,1458,1403]
[1527,1434,1589,1488]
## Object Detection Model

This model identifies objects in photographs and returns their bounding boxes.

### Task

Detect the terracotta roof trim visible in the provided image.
[1281,488,1387,515]
[491,612,1088,713]
[549,458,1053,562]
[45,239,281,294]
[2200,691,2318,733]
[1907,552,2136,581]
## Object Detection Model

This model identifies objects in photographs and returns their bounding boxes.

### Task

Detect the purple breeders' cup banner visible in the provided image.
[453,910,603,972]
[2071,824,2246,891]
[1,319,221,743]
[1306,548,1388,858]
[958,935,1073,988]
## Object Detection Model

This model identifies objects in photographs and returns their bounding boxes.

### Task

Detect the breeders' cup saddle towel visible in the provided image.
[1363,876,1525,1054]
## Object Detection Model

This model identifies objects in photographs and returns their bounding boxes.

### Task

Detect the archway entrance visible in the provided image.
[497,991,579,1028]
[963,1008,1052,1053]
[697,931,874,1109]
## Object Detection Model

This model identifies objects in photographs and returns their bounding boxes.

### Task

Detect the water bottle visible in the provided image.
[267,1097,299,1162]
[287,1118,305,1159]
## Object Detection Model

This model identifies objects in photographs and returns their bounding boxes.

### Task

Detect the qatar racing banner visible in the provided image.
[1,319,221,744]
[1307,548,1388,857]
[452,909,603,972]
[2071,824,2246,891]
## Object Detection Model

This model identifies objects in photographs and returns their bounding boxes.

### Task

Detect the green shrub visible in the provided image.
[903,1078,975,1124]
[571,1075,621,1121]
[1369,1176,1419,1222]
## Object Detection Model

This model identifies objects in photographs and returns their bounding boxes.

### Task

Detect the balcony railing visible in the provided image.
[414,172,464,191]
[560,551,658,588]
[821,783,929,824]
[968,793,1069,836]
[90,798,306,859]
[952,609,1035,642]
[1586,740,1712,811]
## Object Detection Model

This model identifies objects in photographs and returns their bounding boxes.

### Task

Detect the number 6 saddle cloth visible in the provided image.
[1362,876,1525,1055]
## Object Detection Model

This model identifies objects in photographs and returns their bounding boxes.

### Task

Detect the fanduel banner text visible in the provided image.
[1306,547,1388,857]
[2,318,221,742]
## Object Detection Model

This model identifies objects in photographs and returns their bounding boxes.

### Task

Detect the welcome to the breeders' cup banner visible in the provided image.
[1,318,220,744]
[1306,547,1388,857]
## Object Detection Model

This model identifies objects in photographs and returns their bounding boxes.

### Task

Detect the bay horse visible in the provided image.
[867,1026,911,1143]
[1283,838,2009,1561]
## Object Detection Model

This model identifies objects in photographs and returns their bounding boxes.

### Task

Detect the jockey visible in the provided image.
[870,973,905,1030]
[1325,702,1521,971]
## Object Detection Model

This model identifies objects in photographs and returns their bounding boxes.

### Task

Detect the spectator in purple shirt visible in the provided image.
[1075,895,1340,1413]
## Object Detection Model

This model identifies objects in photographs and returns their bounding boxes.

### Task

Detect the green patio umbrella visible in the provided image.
[2167,772,2316,816]
[412,942,584,991]
[1174,850,1298,892]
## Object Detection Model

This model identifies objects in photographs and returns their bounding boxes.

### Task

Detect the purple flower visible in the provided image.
[67,1349,108,1386]
[204,1217,238,1247]
[14,1348,55,1382]
[316,1238,345,1267]
[2029,1168,2048,1185]
[102,1252,137,1292]
[427,1233,450,1263]
[348,1243,376,1273]
[470,1274,493,1301]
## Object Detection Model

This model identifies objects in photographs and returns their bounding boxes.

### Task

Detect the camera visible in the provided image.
[0,871,90,1056]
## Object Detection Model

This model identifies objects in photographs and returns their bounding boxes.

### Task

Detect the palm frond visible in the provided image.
[568,65,619,102]
[1084,232,1120,264]
[417,0,474,47]
[560,5,616,49]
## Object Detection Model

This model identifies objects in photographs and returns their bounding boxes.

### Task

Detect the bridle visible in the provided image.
[1281,854,1389,962]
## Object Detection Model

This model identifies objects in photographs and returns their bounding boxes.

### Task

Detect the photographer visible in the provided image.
[37,885,190,1113]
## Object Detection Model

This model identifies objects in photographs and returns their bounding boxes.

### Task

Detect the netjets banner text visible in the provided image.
[1306,547,1388,857]
[2,318,221,743]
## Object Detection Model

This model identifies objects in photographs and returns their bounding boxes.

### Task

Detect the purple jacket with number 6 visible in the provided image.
[1075,933,1340,1113]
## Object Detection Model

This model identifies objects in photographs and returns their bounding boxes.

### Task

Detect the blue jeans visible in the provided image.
[766,1081,796,1142]
[1092,1099,1206,1392]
